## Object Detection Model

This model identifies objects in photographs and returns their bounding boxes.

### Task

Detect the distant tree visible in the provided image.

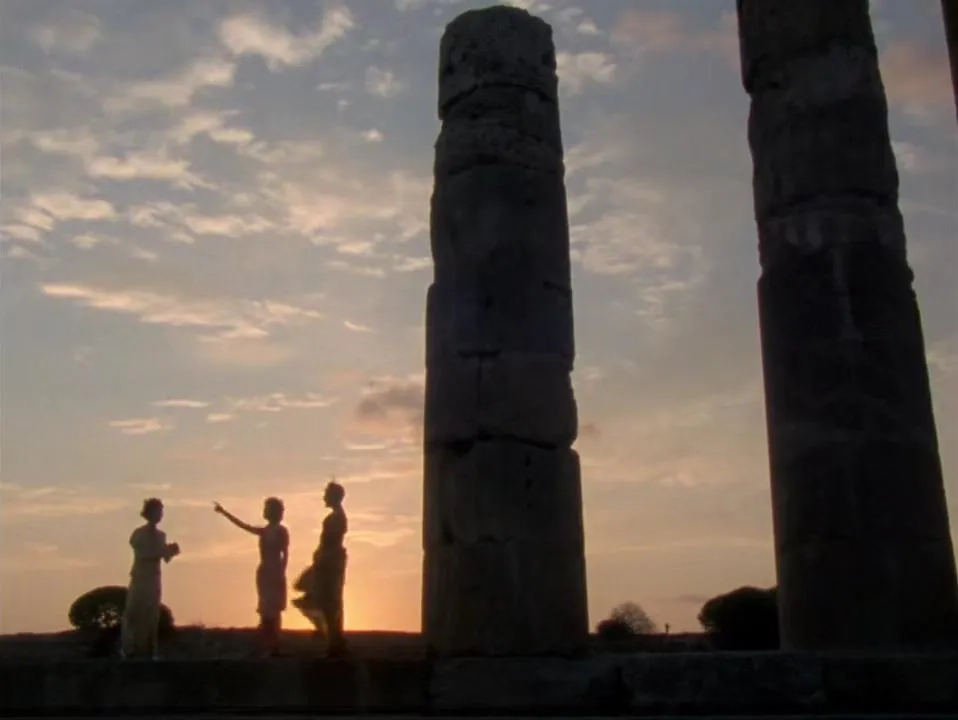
[68,586,175,656]
[596,601,658,639]
[697,585,778,650]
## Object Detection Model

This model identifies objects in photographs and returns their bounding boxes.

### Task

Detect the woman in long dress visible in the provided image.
[121,498,180,659]
[292,480,348,656]
[213,497,289,656]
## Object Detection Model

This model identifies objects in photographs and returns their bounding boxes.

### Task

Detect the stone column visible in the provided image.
[738,0,958,651]
[422,6,588,656]
[943,0,958,125]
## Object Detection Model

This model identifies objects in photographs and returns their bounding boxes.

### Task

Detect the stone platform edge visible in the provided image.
[1,652,956,716]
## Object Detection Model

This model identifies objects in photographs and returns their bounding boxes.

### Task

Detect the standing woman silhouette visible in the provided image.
[122,498,180,659]
[292,479,348,656]
[213,497,289,656]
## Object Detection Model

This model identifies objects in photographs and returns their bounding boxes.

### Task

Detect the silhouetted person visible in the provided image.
[213,498,289,656]
[293,480,348,656]
[121,498,179,660]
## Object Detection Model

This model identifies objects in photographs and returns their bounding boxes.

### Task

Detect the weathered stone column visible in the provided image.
[943,0,958,125]
[738,0,958,651]
[422,6,588,656]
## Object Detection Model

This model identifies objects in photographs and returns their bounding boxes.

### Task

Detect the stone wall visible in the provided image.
[2,653,957,715]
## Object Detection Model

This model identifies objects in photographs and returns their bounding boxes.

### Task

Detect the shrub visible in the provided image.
[697,585,778,650]
[68,585,174,656]
[596,601,658,640]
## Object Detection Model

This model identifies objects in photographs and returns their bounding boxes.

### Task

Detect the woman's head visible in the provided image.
[324,481,345,508]
[263,496,285,523]
[141,498,164,524]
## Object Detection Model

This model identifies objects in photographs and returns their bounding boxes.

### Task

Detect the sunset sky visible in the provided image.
[1,0,955,635]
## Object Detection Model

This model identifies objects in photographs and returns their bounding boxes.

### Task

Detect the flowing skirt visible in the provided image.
[256,562,287,619]
[121,568,161,657]
[292,548,346,638]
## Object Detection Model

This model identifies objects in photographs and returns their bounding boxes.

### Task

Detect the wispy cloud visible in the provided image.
[87,149,207,188]
[365,66,404,98]
[108,57,237,112]
[344,320,375,333]
[0,542,95,572]
[109,417,173,435]
[40,283,322,341]
[31,9,101,56]
[228,392,335,413]
[218,6,354,70]
[881,40,953,112]
[0,487,127,520]
[556,52,616,96]
[352,375,424,439]
[155,399,210,409]
[611,8,738,67]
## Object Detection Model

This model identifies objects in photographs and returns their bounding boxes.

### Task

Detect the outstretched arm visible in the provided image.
[213,503,262,535]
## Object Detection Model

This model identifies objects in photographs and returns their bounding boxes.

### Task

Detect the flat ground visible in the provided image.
[0,629,709,660]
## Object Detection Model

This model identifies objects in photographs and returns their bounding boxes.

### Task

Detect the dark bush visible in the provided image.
[68,585,174,656]
[596,601,657,640]
[596,617,635,640]
[697,585,778,650]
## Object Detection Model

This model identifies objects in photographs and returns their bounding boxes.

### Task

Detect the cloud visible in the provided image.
[228,392,335,413]
[361,129,384,143]
[69,233,112,250]
[206,413,234,424]
[181,212,273,237]
[127,482,174,492]
[349,527,415,548]
[394,0,465,12]
[881,40,953,111]
[168,111,256,147]
[393,256,431,273]
[2,225,44,244]
[927,338,958,379]
[3,192,116,246]
[86,149,207,189]
[194,336,297,368]
[611,8,738,68]
[353,375,424,437]
[31,8,101,55]
[218,6,354,70]
[20,127,208,189]
[109,57,237,112]
[25,127,100,159]
[39,283,322,342]
[155,399,210,409]
[338,241,375,256]
[0,542,95,572]
[344,320,375,333]
[577,19,600,36]
[579,421,601,440]
[29,192,117,223]
[612,9,687,52]
[570,177,708,318]
[0,486,128,520]
[365,66,404,98]
[109,417,173,435]
[556,52,616,96]
[260,167,430,247]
